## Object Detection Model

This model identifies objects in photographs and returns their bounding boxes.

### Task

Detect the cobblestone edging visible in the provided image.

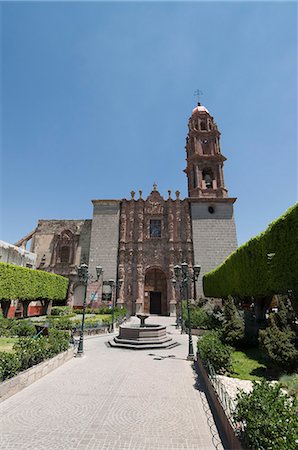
[0,347,74,403]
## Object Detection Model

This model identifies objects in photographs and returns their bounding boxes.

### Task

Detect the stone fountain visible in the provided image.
[108,314,179,350]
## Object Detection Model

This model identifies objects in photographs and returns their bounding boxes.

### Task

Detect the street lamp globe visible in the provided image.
[174,265,181,279]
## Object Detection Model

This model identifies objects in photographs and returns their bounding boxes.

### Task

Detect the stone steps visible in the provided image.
[108,339,180,350]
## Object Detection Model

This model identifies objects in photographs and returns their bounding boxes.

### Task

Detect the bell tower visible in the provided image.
[184,102,228,198]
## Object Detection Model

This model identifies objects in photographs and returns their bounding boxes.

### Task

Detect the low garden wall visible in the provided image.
[195,352,244,450]
[0,347,74,402]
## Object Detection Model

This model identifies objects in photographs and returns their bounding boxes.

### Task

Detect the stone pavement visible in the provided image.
[0,316,224,450]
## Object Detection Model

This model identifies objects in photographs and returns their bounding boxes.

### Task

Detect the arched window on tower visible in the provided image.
[200,120,207,131]
[203,169,213,189]
[201,139,211,155]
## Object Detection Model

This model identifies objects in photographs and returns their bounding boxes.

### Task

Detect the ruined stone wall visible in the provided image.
[30,219,92,276]
[0,240,36,268]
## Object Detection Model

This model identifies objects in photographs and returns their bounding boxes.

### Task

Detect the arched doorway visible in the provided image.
[144,268,167,315]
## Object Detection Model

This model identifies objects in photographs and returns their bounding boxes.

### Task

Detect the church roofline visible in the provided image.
[187,197,237,204]
[91,199,121,204]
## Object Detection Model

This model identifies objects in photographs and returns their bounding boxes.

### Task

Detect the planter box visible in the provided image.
[0,348,74,402]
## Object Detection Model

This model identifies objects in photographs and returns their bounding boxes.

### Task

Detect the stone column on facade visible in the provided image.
[116,263,125,307]
[126,249,133,314]
[137,202,144,242]
[219,164,224,188]
[136,199,144,313]
[135,263,144,314]
[168,250,177,317]
[117,205,127,308]
[168,201,174,243]
[195,165,200,188]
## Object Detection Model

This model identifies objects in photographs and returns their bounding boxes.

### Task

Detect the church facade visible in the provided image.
[18,102,237,316]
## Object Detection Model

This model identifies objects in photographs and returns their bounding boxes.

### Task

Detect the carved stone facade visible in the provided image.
[19,102,238,316]
[116,187,194,316]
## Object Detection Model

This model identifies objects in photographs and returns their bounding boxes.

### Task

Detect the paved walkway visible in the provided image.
[0,317,224,450]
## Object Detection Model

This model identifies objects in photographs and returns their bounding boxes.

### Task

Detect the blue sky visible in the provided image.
[1,1,297,247]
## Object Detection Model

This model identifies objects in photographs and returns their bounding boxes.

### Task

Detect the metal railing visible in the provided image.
[205,360,238,429]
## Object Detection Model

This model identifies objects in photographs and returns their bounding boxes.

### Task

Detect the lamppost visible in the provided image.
[172,262,201,361]
[76,263,103,356]
[171,277,184,334]
[108,278,124,333]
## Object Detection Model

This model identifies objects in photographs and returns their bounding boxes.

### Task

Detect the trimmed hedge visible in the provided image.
[0,329,70,381]
[0,263,68,302]
[203,203,298,310]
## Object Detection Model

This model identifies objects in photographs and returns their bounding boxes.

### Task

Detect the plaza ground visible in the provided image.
[0,317,224,450]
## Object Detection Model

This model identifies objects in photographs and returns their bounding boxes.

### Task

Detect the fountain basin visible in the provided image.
[108,323,179,350]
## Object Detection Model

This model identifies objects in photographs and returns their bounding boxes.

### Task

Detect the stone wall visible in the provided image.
[191,200,238,296]
[88,200,120,281]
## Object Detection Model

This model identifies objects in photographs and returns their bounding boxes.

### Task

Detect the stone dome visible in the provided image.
[191,104,210,115]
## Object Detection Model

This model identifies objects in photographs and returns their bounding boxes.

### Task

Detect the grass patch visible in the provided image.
[230,347,269,381]
[0,337,18,353]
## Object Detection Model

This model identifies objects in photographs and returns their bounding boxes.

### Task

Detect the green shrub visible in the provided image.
[48,316,74,331]
[11,320,36,337]
[259,318,298,372]
[202,302,224,330]
[220,296,245,347]
[101,317,112,325]
[0,317,36,338]
[47,329,70,355]
[50,306,74,317]
[0,352,21,381]
[203,203,298,315]
[183,302,209,329]
[0,316,14,337]
[197,331,232,374]
[13,337,48,370]
[13,330,70,372]
[233,380,298,450]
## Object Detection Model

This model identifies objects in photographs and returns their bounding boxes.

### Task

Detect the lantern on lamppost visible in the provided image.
[172,262,201,361]
[76,263,103,356]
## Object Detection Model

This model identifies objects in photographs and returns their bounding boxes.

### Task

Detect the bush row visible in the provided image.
[0,316,36,337]
[50,306,74,316]
[0,329,70,382]
[74,306,128,317]
[203,203,298,312]
[0,263,68,302]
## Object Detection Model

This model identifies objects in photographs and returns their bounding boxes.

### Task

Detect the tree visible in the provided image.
[259,301,298,372]
[220,296,244,347]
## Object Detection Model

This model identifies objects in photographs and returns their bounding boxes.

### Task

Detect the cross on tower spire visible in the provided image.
[194,89,203,106]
